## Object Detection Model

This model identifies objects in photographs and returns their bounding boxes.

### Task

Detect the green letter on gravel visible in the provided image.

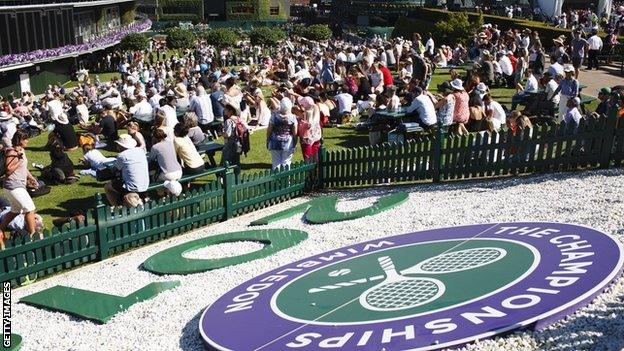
[20,281,180,324]
[250,192,408,225]
[142,229,308,275]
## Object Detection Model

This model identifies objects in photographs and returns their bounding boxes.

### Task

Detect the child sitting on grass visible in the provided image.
[79,143,116,178]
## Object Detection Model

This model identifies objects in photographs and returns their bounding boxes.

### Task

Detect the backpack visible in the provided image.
[0,149,5,177]
[234,118,250,156]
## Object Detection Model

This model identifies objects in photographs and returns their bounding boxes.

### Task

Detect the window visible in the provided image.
[232,6,255,14]
[270,6,280,15]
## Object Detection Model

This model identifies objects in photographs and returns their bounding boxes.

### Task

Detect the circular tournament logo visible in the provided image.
[200,223,623,351]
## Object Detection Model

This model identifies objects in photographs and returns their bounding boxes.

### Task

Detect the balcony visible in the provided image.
[0,0,134,10]
[0,14,151,69]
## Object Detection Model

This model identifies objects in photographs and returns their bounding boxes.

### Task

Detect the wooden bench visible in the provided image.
[146,166,225,192]
[96,141,224,181]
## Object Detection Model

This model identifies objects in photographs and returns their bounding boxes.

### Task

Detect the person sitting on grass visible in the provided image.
[103,134,149,207]
[0,131,43,250]
[39,133,79,185]
[80,142,116,177]
[0,204,44,244]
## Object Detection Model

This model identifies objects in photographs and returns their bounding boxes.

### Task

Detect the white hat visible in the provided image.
[572,97,581,105]
[52,113,69,125]
[115,134,138,149]
[450,79,464,91]
[563,64,574,73]
[164,180,183,197]
[476,82,488,92]
[0,111,11,121]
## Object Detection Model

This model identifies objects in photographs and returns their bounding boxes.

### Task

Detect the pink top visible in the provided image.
[452,91,470,124]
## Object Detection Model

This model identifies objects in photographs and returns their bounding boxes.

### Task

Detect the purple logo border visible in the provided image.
[200,222,624,351]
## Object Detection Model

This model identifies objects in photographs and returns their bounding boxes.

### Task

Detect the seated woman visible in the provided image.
[148,129,183,182]
[173,123,205,175]
[183,113,208,146]
[40,133,78,184]
[244,89,271,128]
[51,113,79,151]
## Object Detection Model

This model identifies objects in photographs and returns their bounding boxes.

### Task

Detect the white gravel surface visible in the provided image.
[9,168,624,351]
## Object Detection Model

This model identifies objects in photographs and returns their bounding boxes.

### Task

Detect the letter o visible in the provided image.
[142,229,308,275]
[501,294,541,309]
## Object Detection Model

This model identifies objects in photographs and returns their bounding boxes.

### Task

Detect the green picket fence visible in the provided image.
[0,162,316,285]
[321,113,623,188]
[0,215,98,286]
[320,135,434,188]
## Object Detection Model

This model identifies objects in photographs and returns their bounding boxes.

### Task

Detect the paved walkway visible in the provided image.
[577,63,623,97]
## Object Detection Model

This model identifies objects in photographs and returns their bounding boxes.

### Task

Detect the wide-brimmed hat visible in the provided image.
[115,134,138,149]
[174,84,188,98]
[475,82,489,93]
[450,79,464,91]
[0,111,11,121]
[52,113,69,125]
[478,32,488,39]
[553,38,564,45]
[563,64,575,73]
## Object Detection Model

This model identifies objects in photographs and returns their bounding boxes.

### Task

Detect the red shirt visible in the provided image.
[380,66,394,86]
[508,54,518,71]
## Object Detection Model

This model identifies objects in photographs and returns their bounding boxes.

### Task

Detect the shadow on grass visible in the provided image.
[38,196,97,218]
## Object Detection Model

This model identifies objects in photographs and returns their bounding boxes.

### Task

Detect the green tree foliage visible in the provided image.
[202,28,240,47]
[296,24,332,41]
[248,27,286,46]
[165,28,197,49]
[119,33,150,51]
[434,12,483,45]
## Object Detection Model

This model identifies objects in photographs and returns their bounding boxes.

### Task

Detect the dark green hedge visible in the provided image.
[394,8,572,48]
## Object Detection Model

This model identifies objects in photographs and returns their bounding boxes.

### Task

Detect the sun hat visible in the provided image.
[572,97,581,105]
[476,82,489,93]
[280,97,293,114]
[563,64,574,73]
[450,78,464,91]
[164,180,183,197]
[174,84,188,98]
[297,96,314,109]
[52,113,69,125]
[115,134,138,149]
[0,111,11,121]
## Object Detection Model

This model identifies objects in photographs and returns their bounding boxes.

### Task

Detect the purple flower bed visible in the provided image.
[0,19,152,68]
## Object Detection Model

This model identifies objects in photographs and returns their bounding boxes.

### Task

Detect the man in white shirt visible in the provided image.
[545,73,561,106]
[47,93,64,121]
[587,29,603,70]
[129,93,153,122]
[498,52,514,87]
[336,50,347,62]
[483,94,506,131]
[188,85,215,130]
[334,87,354,118]
[406,87,437,127]
[148,87,163,110]
[511,69,538,110]
[425,33,435,58]
[161,96,179,128]
[564,97,582,131]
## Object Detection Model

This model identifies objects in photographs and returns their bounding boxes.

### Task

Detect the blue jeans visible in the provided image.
[511,92,530,110]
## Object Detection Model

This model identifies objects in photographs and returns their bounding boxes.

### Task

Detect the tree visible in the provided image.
[434,12,483,44]
[165,28,197,49]
[202,28,240,47]
[248,27,286,46]
[119,33,150,51]
[300,24,333,41]
[434,12,483,45]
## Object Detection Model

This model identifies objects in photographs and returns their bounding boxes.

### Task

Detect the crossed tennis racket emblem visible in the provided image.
[309,247,508,312]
